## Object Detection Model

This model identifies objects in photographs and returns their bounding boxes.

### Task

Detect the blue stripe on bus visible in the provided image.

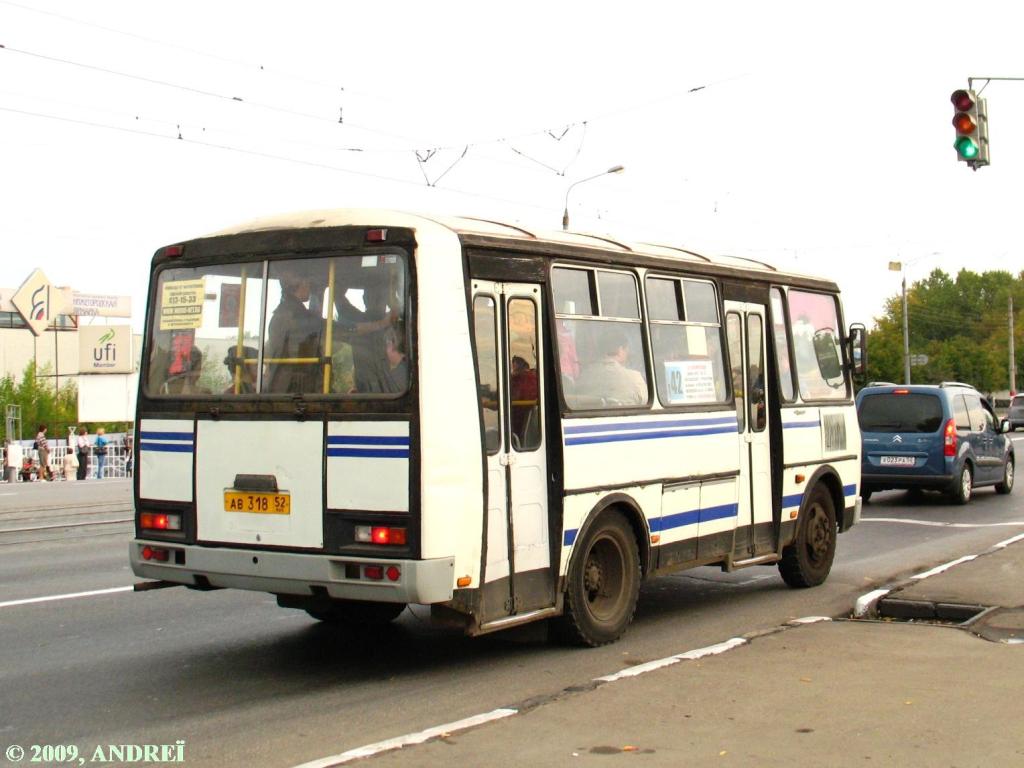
[651,503,739,533]
[140,442,194,453]
[564,416,737,435]
[327,448,410,459]
[139,431,193,442]
[565,503,739,546]
[565,424,737,446]
[327,435,410,446]
[783,485,856,510]
[782,420,820,429]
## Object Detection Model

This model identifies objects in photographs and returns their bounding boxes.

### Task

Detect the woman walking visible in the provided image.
[75,427,90,481]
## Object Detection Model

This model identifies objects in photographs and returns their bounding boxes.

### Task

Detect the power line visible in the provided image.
[0,104,558,214]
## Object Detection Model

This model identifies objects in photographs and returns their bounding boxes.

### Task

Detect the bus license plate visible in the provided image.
[879,456,915,467]
[224,491,291,515]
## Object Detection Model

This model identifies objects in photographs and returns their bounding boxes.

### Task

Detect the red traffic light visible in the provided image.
[951,89,975,112]
[952,113,976,134]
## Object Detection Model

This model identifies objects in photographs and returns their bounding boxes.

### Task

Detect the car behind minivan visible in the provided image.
[856,383,1014,504]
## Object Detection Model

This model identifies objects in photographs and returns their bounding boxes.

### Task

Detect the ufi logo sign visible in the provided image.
[79,325,133,373]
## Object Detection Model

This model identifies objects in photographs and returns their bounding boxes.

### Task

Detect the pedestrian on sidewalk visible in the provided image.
[34,424,52,481]
[94,428,108,479]
[75,427,90,481]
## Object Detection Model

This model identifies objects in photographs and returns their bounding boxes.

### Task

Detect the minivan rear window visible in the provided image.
[858,393,944,433]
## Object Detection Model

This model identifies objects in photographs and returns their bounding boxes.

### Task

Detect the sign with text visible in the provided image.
[79,324,133,373]
[160,278,205,330]
[72,292,132,318]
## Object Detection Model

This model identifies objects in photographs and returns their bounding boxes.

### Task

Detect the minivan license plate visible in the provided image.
[879,456,915,467]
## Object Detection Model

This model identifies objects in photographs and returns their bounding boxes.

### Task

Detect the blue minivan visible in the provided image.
[856,382,1014,504]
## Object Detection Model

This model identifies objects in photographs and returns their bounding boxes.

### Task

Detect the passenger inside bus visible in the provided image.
[335,275,400,393]
[223,346,258,394]
[379,326,408,393]
[574,328,648,406]
[161,348,208,395]
[265,273,324,394]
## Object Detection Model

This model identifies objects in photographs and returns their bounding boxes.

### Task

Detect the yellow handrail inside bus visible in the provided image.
[232,267,247,394]
[322,259,335,394]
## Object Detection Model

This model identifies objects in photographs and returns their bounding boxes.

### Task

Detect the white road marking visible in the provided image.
[0,586,134,609]
[853,589,891,618]
[862,517,1024,529]
[290,709,519,768]
[993,532,1024,549]
[595,637,748,682]
[911,555,977,580]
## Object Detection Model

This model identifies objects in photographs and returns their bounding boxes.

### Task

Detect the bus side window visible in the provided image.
[473,296,501,454]
[726,313,745,433]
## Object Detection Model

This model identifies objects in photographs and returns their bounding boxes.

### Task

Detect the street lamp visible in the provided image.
[562,165,625,231]
[888,261,911,385]
[889,253,939,385]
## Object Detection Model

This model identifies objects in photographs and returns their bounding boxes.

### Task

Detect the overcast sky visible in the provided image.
[2,0,1023,332]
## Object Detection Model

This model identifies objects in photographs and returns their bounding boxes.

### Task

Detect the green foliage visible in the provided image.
[1,361,127,443]
[866,268,1024,393]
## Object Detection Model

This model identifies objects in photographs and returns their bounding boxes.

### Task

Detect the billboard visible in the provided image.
[78,373,138,422]
[79,325,134,374]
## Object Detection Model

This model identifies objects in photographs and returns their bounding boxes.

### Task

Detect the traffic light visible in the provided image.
[951,89,990,169]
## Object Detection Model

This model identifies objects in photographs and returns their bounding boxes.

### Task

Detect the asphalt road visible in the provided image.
[2,469,1024,768]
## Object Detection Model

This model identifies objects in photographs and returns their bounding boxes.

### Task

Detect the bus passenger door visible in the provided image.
[472,282,552,625]
[725,302,773,560]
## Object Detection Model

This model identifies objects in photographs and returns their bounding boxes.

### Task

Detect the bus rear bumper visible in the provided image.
[129,540,455,604]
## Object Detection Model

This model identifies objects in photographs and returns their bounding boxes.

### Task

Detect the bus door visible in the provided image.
[472,282,553,624]
[724,302,773,560]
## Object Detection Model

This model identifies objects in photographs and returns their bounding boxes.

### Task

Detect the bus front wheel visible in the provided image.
[306,599,406,625]
[779,484,836,588]
[553,510,640,647]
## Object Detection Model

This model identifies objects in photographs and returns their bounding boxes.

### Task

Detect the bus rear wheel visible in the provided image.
[779,484,836,588]
[306,599,406,625]
[553,510,640,647]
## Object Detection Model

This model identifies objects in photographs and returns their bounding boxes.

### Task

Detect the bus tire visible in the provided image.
[779,484,836,588]
[306,599,406,625]
[553,510,640,647]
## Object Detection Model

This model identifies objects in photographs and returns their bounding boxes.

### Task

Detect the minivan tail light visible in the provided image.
[893,389,909,395]
[944,418,957,457]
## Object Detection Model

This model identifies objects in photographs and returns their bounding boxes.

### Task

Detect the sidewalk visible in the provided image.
[310,537,1024,767]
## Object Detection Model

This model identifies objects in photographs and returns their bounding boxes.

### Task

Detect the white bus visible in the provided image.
[130,210,866,646]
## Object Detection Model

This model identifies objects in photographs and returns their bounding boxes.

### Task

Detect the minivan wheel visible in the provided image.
[996,459,1014,495]
[951,464,973,505]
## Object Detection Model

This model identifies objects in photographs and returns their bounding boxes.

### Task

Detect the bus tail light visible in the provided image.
[355,525,407,545]
[364,565,384,580]
[944,418,958,457]
[139,512,182,531]
[141,546,170,562]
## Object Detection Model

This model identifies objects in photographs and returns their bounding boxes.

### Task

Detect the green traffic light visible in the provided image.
[954,136,979,159]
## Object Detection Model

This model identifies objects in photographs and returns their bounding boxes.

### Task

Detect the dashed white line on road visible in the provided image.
[0,586,133,609]
[862,517,1024,528]
[291,709,519,768]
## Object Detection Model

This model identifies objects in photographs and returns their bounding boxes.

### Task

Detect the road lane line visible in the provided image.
[291,708,519,768]
[911,555,977,580]
[0,586,133,609]
[862,517,1024,528]
[992,531,1024,549]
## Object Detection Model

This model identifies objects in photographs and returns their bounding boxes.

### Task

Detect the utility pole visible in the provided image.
[901,275,911,385]
[1010,295,1017,396]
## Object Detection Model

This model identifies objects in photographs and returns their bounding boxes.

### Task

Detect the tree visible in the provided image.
[866,268,1024,394]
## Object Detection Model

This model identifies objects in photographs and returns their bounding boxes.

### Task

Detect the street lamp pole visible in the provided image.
[562,165,625,231]
[889,261,911,385]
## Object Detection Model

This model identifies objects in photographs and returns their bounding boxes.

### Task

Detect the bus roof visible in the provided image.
[203,208,834,289]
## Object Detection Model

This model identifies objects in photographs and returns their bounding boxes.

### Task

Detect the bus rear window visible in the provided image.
[146,252,408,397]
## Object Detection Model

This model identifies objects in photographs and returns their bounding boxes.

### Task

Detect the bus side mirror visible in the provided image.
[847,323,867,377]
[812,329,843,381]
